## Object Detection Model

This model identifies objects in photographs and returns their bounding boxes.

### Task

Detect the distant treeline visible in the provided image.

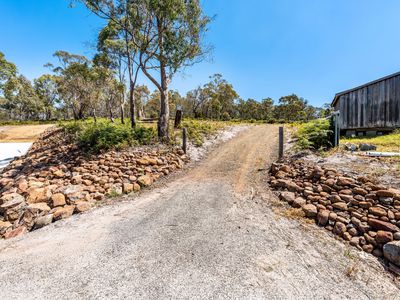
[0,52,330,124]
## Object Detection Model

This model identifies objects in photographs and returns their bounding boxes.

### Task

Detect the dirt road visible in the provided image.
[0,125,398,299]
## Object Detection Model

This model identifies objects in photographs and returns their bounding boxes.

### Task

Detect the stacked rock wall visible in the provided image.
[270,160,400,274]
[0,128,188,239]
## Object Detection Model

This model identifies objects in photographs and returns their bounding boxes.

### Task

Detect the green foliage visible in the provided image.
[62,119,157,153]
[295,119,332,150]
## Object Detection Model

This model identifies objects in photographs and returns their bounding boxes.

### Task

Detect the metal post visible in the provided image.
[279,126,284,159]
[182,128,187,154]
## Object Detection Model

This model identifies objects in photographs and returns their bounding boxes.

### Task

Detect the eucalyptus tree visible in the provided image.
[34,74,59,120]
[81,0,210,142]
[0,51,17,97]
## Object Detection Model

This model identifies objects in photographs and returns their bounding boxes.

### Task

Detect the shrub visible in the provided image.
[62,119,157,153]
[295,119,332,150]
[132,126,157,145]
[77,121,133,153]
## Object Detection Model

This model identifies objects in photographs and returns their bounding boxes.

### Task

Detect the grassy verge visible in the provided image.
[341,130,400,152]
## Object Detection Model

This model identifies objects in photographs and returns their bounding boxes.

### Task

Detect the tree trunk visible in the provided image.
[158,88,169,142]
[120,102,125,124]
[129,82,136,128]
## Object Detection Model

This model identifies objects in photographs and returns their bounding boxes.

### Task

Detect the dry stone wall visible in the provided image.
[269,159,400,275]
[0,128,188,239]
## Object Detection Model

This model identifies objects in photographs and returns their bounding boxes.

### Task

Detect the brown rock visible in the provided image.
[3,226,27,239]
[332,202,348,211]
[362,244,374,253]
[280,191,296,204]
[51,193,66,207]
[28,202,51,213]
[27,187,51,204]
[137,175,153,187]
[383,241,400,266]
[302,204,317,218]
[369,206,387,217]
[53,205,75,220]
[376,230,393,243]
[0,220,12,234]
[317,210,330,226]
[123,183,134,194]
[353,187,368,196]
[34,214,53,229]
[292,197,306,208]
[75,202,91,213]
[368,218,399,232]
[333,221,347,236]
[337,177,355,186]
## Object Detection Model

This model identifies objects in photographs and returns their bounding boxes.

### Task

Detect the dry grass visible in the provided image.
[0,124,54,142]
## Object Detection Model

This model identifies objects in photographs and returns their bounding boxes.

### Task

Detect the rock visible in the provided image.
[375,230,393,243]
[372,248,383,257]
[377,189,399,198]
[359,143,377,151]
[350,237,360,247]
[369,206,387,217]
[62,185,84,203]
[383,241,400,266]
[393,232,400,240]
[344,144,358,151]
[333,222,347,236]
[133,183,141,192]
[51,193,66,207]
[353,187,368,196]
[137,175,153,187]
[368,218,399,232]
[53,169,65,178]
[379,197,394,206]
[0,193,25,208]
[75,202,91,213]
[336,177,355,186]
[53,205,75,220]
[28,202,51,213]
[3,226,27,239]
[0,220,12,234]
[292,197,306,208]
[34,214,53,229]
[332,202,348,211]
[362,244,374,253]
[122,183,134,194]
[27,187,51,204]
[17,179,28,193]
[280,191,295,204]
[317,210,330,226]
[302,204,317,218]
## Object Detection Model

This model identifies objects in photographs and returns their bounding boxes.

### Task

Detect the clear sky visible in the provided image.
[1,0,400,107]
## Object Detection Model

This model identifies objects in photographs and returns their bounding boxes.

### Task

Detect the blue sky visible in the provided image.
[1,0,400,106]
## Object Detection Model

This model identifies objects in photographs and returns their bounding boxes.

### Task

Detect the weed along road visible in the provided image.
[0,125,398,299]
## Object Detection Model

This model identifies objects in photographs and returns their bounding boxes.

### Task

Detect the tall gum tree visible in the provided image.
[81,0,210,142]
[138,0,210,142]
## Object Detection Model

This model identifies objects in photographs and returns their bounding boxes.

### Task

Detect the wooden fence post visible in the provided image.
[182,128,187,154]
[279,126,284,159]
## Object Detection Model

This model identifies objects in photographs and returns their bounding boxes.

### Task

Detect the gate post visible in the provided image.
[279,126,284,159]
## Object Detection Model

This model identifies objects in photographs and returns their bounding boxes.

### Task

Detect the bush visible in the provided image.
[62,119,157,153]
[295,119,332,150]
[132,126,157,145]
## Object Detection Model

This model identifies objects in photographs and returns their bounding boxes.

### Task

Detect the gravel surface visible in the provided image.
[0,125,399,299]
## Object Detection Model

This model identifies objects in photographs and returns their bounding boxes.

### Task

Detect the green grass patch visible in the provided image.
[341,129,400,152]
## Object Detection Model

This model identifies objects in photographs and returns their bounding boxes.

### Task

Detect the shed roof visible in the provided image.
[331,71,400,106]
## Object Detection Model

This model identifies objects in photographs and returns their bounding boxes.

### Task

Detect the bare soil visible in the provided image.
[0,125,398,299]
[0,125,54,142]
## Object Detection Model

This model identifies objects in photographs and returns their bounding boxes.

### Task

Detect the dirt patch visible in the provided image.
[0,125,55,142]
[187,125,250,162]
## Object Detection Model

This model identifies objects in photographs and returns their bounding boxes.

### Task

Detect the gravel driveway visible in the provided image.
[0,125,398,299]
